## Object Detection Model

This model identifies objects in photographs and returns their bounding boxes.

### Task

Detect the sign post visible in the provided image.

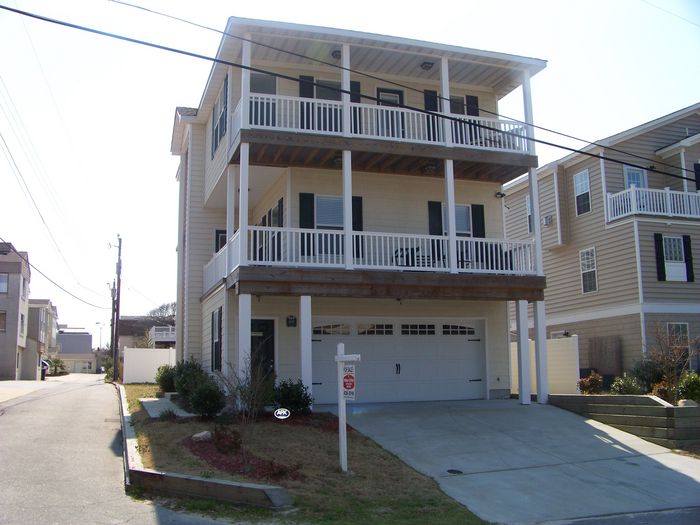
[335,342,360,473]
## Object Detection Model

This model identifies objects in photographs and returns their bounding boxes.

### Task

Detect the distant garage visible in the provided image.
[311,318,486,404]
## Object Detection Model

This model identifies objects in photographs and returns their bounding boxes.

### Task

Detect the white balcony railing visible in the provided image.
[233,95,529,154]
[150,326,176,341]
[607,186,700,222]
[203,244,228,293]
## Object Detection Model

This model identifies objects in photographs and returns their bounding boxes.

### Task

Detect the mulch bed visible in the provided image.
[185,437,304,481]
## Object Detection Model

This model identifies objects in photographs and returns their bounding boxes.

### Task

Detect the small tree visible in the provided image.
[47,357,67,376]
[646,323,699,405]
[132,329,153,348]
[215,357,275,426]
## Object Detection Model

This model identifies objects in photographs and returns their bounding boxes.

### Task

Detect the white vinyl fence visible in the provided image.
[510,335,580,395]
[123,347,176,384]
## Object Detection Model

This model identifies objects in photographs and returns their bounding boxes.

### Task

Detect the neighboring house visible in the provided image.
[504,103,700,378]
[118,316,176,350]
[26,299,59,380]
[57,328,95,373]
[0,242,31,380]
[171,17,550,404]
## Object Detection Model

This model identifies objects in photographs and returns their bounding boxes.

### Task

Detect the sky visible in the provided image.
[0,0,698,349]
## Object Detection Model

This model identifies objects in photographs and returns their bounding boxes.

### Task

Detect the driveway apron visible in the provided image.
[333,399,700,524]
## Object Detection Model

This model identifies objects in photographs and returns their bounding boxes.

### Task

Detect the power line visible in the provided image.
[0,235,111,310]
[0,3,695,184]
[639,0,700,30]
[110,0,697,178]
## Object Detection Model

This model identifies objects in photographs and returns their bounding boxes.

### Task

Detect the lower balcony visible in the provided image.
[204,227,536,294]
[607,186,700,222]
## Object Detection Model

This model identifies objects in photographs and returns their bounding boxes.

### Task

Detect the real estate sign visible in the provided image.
[343,365,356,400]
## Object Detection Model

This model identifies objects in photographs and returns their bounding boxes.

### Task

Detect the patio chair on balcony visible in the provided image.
[394,247,419,267]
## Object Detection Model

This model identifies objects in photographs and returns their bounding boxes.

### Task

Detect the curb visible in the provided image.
[114,383,293,509]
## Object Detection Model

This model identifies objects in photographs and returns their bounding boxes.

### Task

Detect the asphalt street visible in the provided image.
[0,374,232,525]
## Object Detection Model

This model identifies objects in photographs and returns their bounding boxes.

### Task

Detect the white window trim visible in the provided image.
[0,273,8,294]
[666,322,689,350]
[579,246,598,294]
[623,165,648,189]
[573,169,591,216]
[441,203,472,236]
[663,235,686,282]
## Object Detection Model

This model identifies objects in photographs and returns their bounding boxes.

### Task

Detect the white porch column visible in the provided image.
[680,148,688,193]
[440,57,452,146]
[222,290,231,378]
[439,57,457,272]
[238,143,249,266]
[522,70,548,404]
[240,36,251,129]
[515,300,531,405]
[299,295,312,394]
[343,150,354,269]
[226,165,237,239]
[534,301,548,404]
[341,43,351,137]
[237,293,252,378]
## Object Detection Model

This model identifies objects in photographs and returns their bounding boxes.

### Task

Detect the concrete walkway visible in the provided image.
[326,399,700,525]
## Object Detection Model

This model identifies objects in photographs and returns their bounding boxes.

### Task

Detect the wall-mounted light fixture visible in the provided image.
[331,49,341,60]
[494,191,506,199]
[420,61,434,71]
[286,315,297,327]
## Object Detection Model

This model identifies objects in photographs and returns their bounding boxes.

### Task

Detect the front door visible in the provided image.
[377,88,404,138]
[251,319,275,382]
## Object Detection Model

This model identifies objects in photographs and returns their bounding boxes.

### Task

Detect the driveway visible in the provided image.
[334,399,700,524]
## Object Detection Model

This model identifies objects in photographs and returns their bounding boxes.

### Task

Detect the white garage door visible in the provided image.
[311,318,486,404]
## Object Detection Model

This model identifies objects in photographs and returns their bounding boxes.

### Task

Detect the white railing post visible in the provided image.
[665,187,673,217]
[630,184,638,214]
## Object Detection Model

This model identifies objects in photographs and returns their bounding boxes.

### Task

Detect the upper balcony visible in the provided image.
[607,186,700,222]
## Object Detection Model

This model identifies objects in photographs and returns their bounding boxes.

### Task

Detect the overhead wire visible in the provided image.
[0,235,111,310]
[0,2,695,185]
[110,0,698,178]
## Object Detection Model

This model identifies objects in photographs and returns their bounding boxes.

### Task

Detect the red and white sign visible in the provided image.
[342,364,356,400]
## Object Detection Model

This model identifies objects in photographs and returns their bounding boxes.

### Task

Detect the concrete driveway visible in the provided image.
[334,399,700,524]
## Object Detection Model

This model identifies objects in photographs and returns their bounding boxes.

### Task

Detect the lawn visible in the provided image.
[124,384,486,525]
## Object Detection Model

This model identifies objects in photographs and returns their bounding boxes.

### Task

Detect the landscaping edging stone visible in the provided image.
[114,383,293,509]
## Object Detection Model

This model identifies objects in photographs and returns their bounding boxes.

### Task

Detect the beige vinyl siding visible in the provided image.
[291,170,503,236]
[547,314,642,372]
[503,183,531,241]
[538,174,559,249]
[201,289,225,373]
[183,124,226,362]
[604,114,700,193]
[637,221,700,302]
[243,296,510,392]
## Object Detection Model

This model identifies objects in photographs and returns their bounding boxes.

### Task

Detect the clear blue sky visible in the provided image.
[0,0,698,347]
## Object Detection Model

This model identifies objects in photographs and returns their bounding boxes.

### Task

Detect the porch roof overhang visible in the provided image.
[228,266,545,302]
[236,129,537,183]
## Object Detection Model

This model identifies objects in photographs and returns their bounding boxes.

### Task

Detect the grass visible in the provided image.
[124,384,486,525]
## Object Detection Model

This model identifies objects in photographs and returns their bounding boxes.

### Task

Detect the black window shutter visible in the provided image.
[683,235,694,282]
[277,198,284,227]
[216,307,223,371]
[350,81,361,103]
[472,204,486,238]
[424,90,439,142]
[210,311,215,371]
[428,201,443,235]
[694,163,700,191]
[654,233,666,281]
[300,76,314,130]
[299,193,315,256]
[352,196,363,257]
[299,75,315,98]
[466,95,479,117]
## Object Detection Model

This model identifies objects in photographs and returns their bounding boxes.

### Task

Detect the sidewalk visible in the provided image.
[0,379,58,403]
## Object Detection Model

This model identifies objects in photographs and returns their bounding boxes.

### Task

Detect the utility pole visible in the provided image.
[112,235,122,382]
[109,280,116,376]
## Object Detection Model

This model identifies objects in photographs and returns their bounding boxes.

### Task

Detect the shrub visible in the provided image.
[173,358,208,403]
[190,380,225,419]
[212,425,242,454]
[629,359,663,393]
[609,373,644,395]
[651,380,670,402]
[155,364,176,392]
[577,371,603,394]
[275,379,313,414]
[158,408,177,421]
[677,371,700,402]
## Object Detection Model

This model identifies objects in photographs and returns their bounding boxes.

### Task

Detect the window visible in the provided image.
[442,204,472,236]
[401,324,436,335]
[663,235,686,281]
[623,166,647,189]
[0,311,6,331]
[211,76,228,158]
[0,273,7,293]
[313,324,350,335]
[20,313,25,335]
[215,230,227,253]
[250,72,276,94]
[315,196,343,230]
[316,80,341,101]
[442,325,475,336]
[211,307,222,372]
[667,322,689,354]
[358,324,393,335]
[573,170,591,215]
[449,96,465,115]
[580,247,597,293]
[526,195,532,233]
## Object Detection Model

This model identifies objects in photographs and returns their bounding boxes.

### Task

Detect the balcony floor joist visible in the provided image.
[234,130,537,183]
[228,266,545,302]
